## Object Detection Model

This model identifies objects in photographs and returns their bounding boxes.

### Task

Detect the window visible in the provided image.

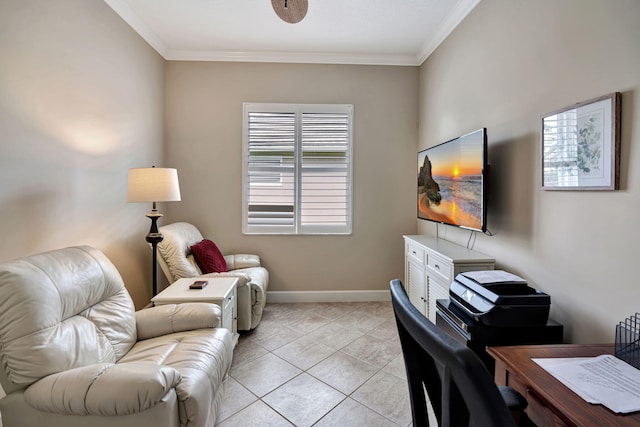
[242,103,353,235]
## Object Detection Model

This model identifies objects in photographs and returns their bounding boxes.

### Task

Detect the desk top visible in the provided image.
[152,277,238,304]
[487,344,640,427]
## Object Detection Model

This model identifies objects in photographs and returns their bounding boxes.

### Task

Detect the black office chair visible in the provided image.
[390,279,527,427]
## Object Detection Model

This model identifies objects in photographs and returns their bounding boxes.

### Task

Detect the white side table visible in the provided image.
[152,277,239,342]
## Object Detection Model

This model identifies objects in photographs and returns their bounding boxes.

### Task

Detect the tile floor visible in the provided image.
[216,301,414,426]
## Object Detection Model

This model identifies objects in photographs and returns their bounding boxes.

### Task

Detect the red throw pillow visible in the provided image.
[190,239,228,273]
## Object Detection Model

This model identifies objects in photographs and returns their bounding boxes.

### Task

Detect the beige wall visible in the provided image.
[165,62,418,294]
[5,0,634,345]
[0,0,165,308]
[418,0,640,343]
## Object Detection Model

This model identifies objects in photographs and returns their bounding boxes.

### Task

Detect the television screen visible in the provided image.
[417,128,487,232]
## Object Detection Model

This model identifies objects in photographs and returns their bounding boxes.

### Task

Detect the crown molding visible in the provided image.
[104,0,168,57]
[165,49,420,66]
[416,0,481,65]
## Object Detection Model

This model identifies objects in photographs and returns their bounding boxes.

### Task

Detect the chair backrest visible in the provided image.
[157,222,205,282]
[0,246,136,394]
[390,279,515,427]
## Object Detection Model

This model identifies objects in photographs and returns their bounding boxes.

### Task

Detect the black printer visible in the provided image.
[449,270,551,327]
[435,270,563,373]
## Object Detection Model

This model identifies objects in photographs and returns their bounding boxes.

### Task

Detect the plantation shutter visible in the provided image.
[300,110,351,233]
[243,104,353,235]
[244,109,296,233]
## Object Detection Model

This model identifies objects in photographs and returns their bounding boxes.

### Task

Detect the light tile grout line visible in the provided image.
[217,302,411,426]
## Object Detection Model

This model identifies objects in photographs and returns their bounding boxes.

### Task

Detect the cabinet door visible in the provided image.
[427,275,449,323]
[407,258,427,316]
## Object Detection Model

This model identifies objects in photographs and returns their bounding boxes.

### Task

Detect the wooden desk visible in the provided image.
[487,344,640,427]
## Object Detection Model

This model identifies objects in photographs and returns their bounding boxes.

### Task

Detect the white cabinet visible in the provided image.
[152,277,239,336]
[404,235,495,323]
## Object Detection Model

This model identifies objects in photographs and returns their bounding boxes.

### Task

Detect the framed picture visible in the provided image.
[541,92,621,190]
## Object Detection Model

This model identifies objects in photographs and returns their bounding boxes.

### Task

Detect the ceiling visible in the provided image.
[104,0,480,66]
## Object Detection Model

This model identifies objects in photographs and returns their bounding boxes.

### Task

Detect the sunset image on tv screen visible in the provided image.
[417,130,484,230]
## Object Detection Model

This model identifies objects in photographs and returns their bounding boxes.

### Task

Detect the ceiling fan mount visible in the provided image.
[271,0,308,24]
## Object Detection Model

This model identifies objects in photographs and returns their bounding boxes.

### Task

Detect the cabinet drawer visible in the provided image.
[526,389,569,427]
[406,241,426,265]
[427,253,452,283]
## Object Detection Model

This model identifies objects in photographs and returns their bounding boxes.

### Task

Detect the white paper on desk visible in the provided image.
[533,358,600,404]
[533,355,640,413]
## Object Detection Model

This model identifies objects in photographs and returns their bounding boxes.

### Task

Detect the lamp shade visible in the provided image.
[127,167,181,202]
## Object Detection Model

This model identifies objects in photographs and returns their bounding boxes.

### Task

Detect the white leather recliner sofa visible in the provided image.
[157,222,268,331]
[0,246,233,427]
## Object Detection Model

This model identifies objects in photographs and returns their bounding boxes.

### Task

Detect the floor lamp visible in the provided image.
[127,166,181,296]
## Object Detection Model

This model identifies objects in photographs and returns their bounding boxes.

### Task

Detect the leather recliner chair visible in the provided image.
[157,222,268,331]
[0,246,233,427]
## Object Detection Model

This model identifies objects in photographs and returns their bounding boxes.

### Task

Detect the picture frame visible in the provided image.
[541,92,621,190]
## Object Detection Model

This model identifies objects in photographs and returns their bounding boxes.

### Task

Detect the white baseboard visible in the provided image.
[266,290,391,304]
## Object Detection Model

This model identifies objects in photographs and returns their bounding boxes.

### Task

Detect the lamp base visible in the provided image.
[145,211,164,297]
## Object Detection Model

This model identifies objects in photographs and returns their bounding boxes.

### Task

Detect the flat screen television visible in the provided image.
[417,128,488,232]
